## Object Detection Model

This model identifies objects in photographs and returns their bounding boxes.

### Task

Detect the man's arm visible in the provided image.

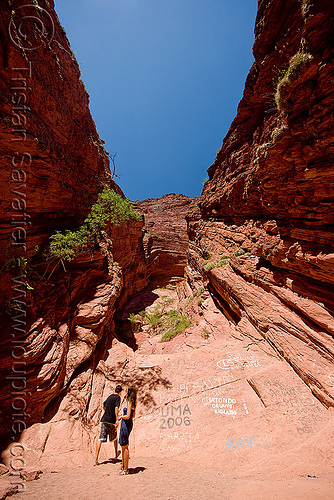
[115,395,121,423]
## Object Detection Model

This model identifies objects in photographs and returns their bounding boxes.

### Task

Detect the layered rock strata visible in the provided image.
[1,0,334,475]
[0,0,120,257]
[0,0,146,451]
[133,194,198,283]
[189,0,334,406]
[0,217,149,449]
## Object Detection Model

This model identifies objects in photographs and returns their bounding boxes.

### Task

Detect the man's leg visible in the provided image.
[95,423,107,465]
[94,441,102,466]
[113,438,119,458]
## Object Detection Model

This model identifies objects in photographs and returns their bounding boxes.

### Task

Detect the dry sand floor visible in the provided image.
[17,457,334,500]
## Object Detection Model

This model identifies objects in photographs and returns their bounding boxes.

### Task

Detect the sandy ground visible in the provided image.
[2,288,333,499]
[14,457,334,500]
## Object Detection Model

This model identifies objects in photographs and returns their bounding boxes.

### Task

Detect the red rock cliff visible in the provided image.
[189,0,334,407]
[0,0,148,450]
[134,194,198,283]
[0,0,121,258]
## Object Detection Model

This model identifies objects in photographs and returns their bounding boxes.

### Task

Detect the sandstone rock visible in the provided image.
[0,467,8,478]
[0,483,18,500]
[0,1,122,258]
[20,470,43,482]
[0,0,150,452]
[188,0,334,408]
[133,194,199,283]
[1,0,334,487]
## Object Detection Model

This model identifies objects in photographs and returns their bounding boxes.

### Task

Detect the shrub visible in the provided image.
[201,328,210,339]
[300,0,309,16]
[202,251,211,260]
[131,299,191,342]
[233,248,246,257]
[188,204,199,215]
[49,188,142,261]
[271,125,287,141]
[147,313,163,329]
[275,52,312,112]
[193,287,204,297]
[204,258,228,271]
[49,226,90,261]
[160,311,191,342]
[128,313,137,324]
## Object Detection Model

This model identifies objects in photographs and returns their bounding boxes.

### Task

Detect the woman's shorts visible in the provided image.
[99,422,117,442]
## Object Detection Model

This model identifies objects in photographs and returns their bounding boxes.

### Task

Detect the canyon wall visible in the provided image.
[0,0,147,450]
[188,0,334,407]
[133,194,198,284]
[0,0,121,260]
[0,0,194,453]
[1,0,334,475]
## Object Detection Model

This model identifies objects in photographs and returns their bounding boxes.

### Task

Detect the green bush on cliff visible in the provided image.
[275,52,312,112]
[132,298,191,342]
[49,187,142,261]
[160,310,191,342]
[204,257,229,271]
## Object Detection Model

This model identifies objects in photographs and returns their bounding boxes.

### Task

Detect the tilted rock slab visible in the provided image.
[188,0,334,407]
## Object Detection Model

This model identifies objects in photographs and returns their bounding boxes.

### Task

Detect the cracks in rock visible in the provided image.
[40,425,52,456]
[244,342,258,350]
[137,378,244,415]
[278,314,334,361]
[120,359,130,375]
[203,316,219,331]
[266,335,286,360]
[246,379,267,408]
[84,368,96,418]
[238,331,279,359]
[207,283,241,324]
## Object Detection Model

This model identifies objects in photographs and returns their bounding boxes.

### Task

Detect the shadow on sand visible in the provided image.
[128,467,146,475]
[100,458,122,465]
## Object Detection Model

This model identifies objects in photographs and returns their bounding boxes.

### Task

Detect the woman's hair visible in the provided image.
[127,387,137,408]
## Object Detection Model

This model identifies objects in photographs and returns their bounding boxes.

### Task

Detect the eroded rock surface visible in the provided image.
[133,194,198,283]
[1,0,334,491]
[0,0,121,257]
[188,0,334,407]
[0,0,146,450]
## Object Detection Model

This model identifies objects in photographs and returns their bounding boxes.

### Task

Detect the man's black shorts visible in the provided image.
[99,422,117,442]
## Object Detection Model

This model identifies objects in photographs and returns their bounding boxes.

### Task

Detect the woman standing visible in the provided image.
[118,387,137,475]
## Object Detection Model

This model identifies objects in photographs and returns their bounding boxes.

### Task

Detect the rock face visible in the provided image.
[0,0,147,451]
[189,0,334,407]
[0,0,120,258]
[1,0,334,484]
[0,7,194,458]
[0,212,149,451]
[133,194,198,283]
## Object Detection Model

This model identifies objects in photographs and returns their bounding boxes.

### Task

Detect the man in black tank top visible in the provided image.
[94,385,122,466]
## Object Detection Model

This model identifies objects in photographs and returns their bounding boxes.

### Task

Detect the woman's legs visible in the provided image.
[121,445,125,469]
[123,444,129,471]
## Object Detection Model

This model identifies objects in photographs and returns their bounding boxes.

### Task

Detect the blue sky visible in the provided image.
[54,0,257,200]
